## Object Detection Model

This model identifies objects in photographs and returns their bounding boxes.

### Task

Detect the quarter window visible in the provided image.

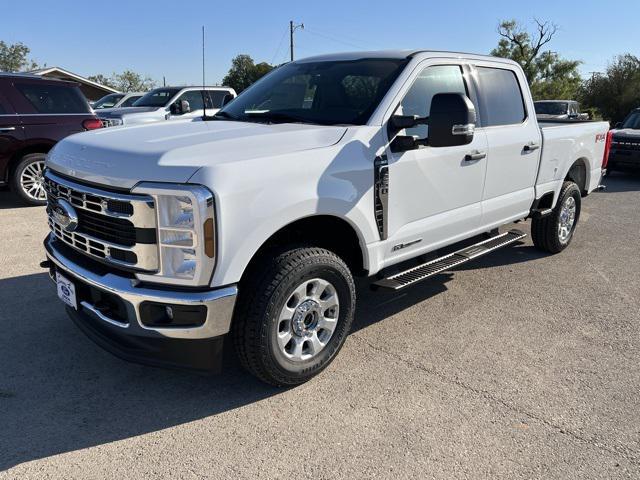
[396,65,468,139]
[475,67,526,126]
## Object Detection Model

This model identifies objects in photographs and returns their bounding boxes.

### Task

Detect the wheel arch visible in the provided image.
[564,157,589,196]
[239,214,369,284]
[6,143,54,182]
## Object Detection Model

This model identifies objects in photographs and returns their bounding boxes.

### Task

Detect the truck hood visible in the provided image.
[46,120,348,189]
[96,106,161,119]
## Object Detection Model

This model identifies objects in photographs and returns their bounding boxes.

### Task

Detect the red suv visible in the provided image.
[0,73,102,205]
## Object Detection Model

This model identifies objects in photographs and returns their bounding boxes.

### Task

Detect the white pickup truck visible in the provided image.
[96,86,236,127]
[42,50,610,386]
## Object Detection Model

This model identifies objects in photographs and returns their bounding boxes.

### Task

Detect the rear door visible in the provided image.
[9,79,94,146]
[470,63,541,226]
[0,81,23,184]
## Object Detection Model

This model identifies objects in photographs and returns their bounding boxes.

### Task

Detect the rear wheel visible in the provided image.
[233,246,355,386]
[11,153,47,205]
[531,181,581,253]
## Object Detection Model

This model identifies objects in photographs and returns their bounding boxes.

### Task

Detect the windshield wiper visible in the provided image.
[242,111,321,125]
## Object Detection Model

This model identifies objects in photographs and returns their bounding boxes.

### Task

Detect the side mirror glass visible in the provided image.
[428,93,476,148]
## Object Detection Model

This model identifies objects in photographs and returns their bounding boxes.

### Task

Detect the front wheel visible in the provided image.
[11,153,48,206]
[233,246,356,386]
[531,181,581,254]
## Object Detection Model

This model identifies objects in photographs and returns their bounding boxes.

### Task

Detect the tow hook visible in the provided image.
[40,260,52,269]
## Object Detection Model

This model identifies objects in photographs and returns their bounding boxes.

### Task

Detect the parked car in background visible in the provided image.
[607,108,640,174]
[0,73,101,205]
[97,86,236,127]
[43,50,609,386]
[534,100,589,120]
[93,92,145,110]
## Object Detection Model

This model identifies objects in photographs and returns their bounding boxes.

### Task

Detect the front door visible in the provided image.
[384,63,488,264]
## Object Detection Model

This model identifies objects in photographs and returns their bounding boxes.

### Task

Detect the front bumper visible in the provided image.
[44,234,238,372]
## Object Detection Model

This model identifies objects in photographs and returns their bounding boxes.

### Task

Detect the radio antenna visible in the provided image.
[202,25,207,119]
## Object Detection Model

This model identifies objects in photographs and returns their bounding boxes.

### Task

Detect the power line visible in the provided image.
[303,27,368,50]
[271,26,289,65]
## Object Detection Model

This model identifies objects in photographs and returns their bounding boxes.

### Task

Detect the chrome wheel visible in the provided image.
[20,160,47,201]
[558,195,576,243]
[276,278,340,362]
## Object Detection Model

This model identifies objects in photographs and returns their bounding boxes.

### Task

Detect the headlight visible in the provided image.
[131,183,216,286]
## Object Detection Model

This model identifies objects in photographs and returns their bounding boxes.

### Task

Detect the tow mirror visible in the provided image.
[389,114,427,131]
[428,93,476,148]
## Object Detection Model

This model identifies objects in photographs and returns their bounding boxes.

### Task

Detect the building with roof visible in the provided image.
[29,67,120,101]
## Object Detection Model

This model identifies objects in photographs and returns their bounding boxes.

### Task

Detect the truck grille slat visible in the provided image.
[44,171,158,271]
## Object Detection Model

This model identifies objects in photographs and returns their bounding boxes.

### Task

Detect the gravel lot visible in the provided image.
[1,173,639,479]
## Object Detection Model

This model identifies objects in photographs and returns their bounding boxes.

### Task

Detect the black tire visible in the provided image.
[232,246,356,386]
[531,181,581,254]
[11,153,48,206]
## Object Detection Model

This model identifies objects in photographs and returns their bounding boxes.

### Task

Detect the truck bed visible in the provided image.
[536,120,609,202]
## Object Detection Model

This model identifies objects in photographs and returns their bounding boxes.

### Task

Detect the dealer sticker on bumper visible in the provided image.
[56,272,77,310]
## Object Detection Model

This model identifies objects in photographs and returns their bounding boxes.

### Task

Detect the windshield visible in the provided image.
[535,102,568,115]
[621,112,640,130]
[218,58,408,125]
[93,93,124,109]
[133,88,180,107]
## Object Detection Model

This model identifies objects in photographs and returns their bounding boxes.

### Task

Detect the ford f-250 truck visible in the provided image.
[41,50,610,386]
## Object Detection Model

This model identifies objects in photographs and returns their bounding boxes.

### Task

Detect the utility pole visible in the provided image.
[289,20,304,61]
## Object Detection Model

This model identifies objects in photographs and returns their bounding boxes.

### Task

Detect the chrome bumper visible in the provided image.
[44,234,237,340]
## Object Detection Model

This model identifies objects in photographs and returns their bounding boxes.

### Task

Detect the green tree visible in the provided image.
[579,54,640,123]
[88,70,156,92]
[491,19,582,100]
[0,40,39,72]
[222,55,274,93]
[87,73,116,89]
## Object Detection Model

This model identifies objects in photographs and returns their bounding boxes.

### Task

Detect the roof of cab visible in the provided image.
[295,50,519,66]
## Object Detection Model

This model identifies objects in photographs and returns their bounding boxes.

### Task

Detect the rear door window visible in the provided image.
[475,67,526,126]
[15,83,90,114]
[207,91,229,108]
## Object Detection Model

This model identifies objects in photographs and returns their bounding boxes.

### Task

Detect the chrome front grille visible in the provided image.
[45,170,159,271]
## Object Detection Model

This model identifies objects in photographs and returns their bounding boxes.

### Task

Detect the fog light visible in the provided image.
[140,302,207,328]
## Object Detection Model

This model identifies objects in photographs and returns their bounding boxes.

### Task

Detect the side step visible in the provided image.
[372,229,527,291]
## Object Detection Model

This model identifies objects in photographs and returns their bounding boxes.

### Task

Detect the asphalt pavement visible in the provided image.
[1,173,639,479]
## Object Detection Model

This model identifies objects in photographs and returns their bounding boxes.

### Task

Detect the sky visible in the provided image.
[2,0,639,87]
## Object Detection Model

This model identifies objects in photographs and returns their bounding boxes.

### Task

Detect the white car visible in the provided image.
[92,92,145,110]
[97,86,236,127]
[43,50,610,386]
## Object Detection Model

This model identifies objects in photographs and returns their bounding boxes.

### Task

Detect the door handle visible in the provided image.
[0,127,16,132]
[524,142,540,152]
[464,150,487,161]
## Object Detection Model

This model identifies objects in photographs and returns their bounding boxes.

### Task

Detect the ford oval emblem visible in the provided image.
[52,199,79,232]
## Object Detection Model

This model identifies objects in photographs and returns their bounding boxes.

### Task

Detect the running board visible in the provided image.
[372,229,527,291]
